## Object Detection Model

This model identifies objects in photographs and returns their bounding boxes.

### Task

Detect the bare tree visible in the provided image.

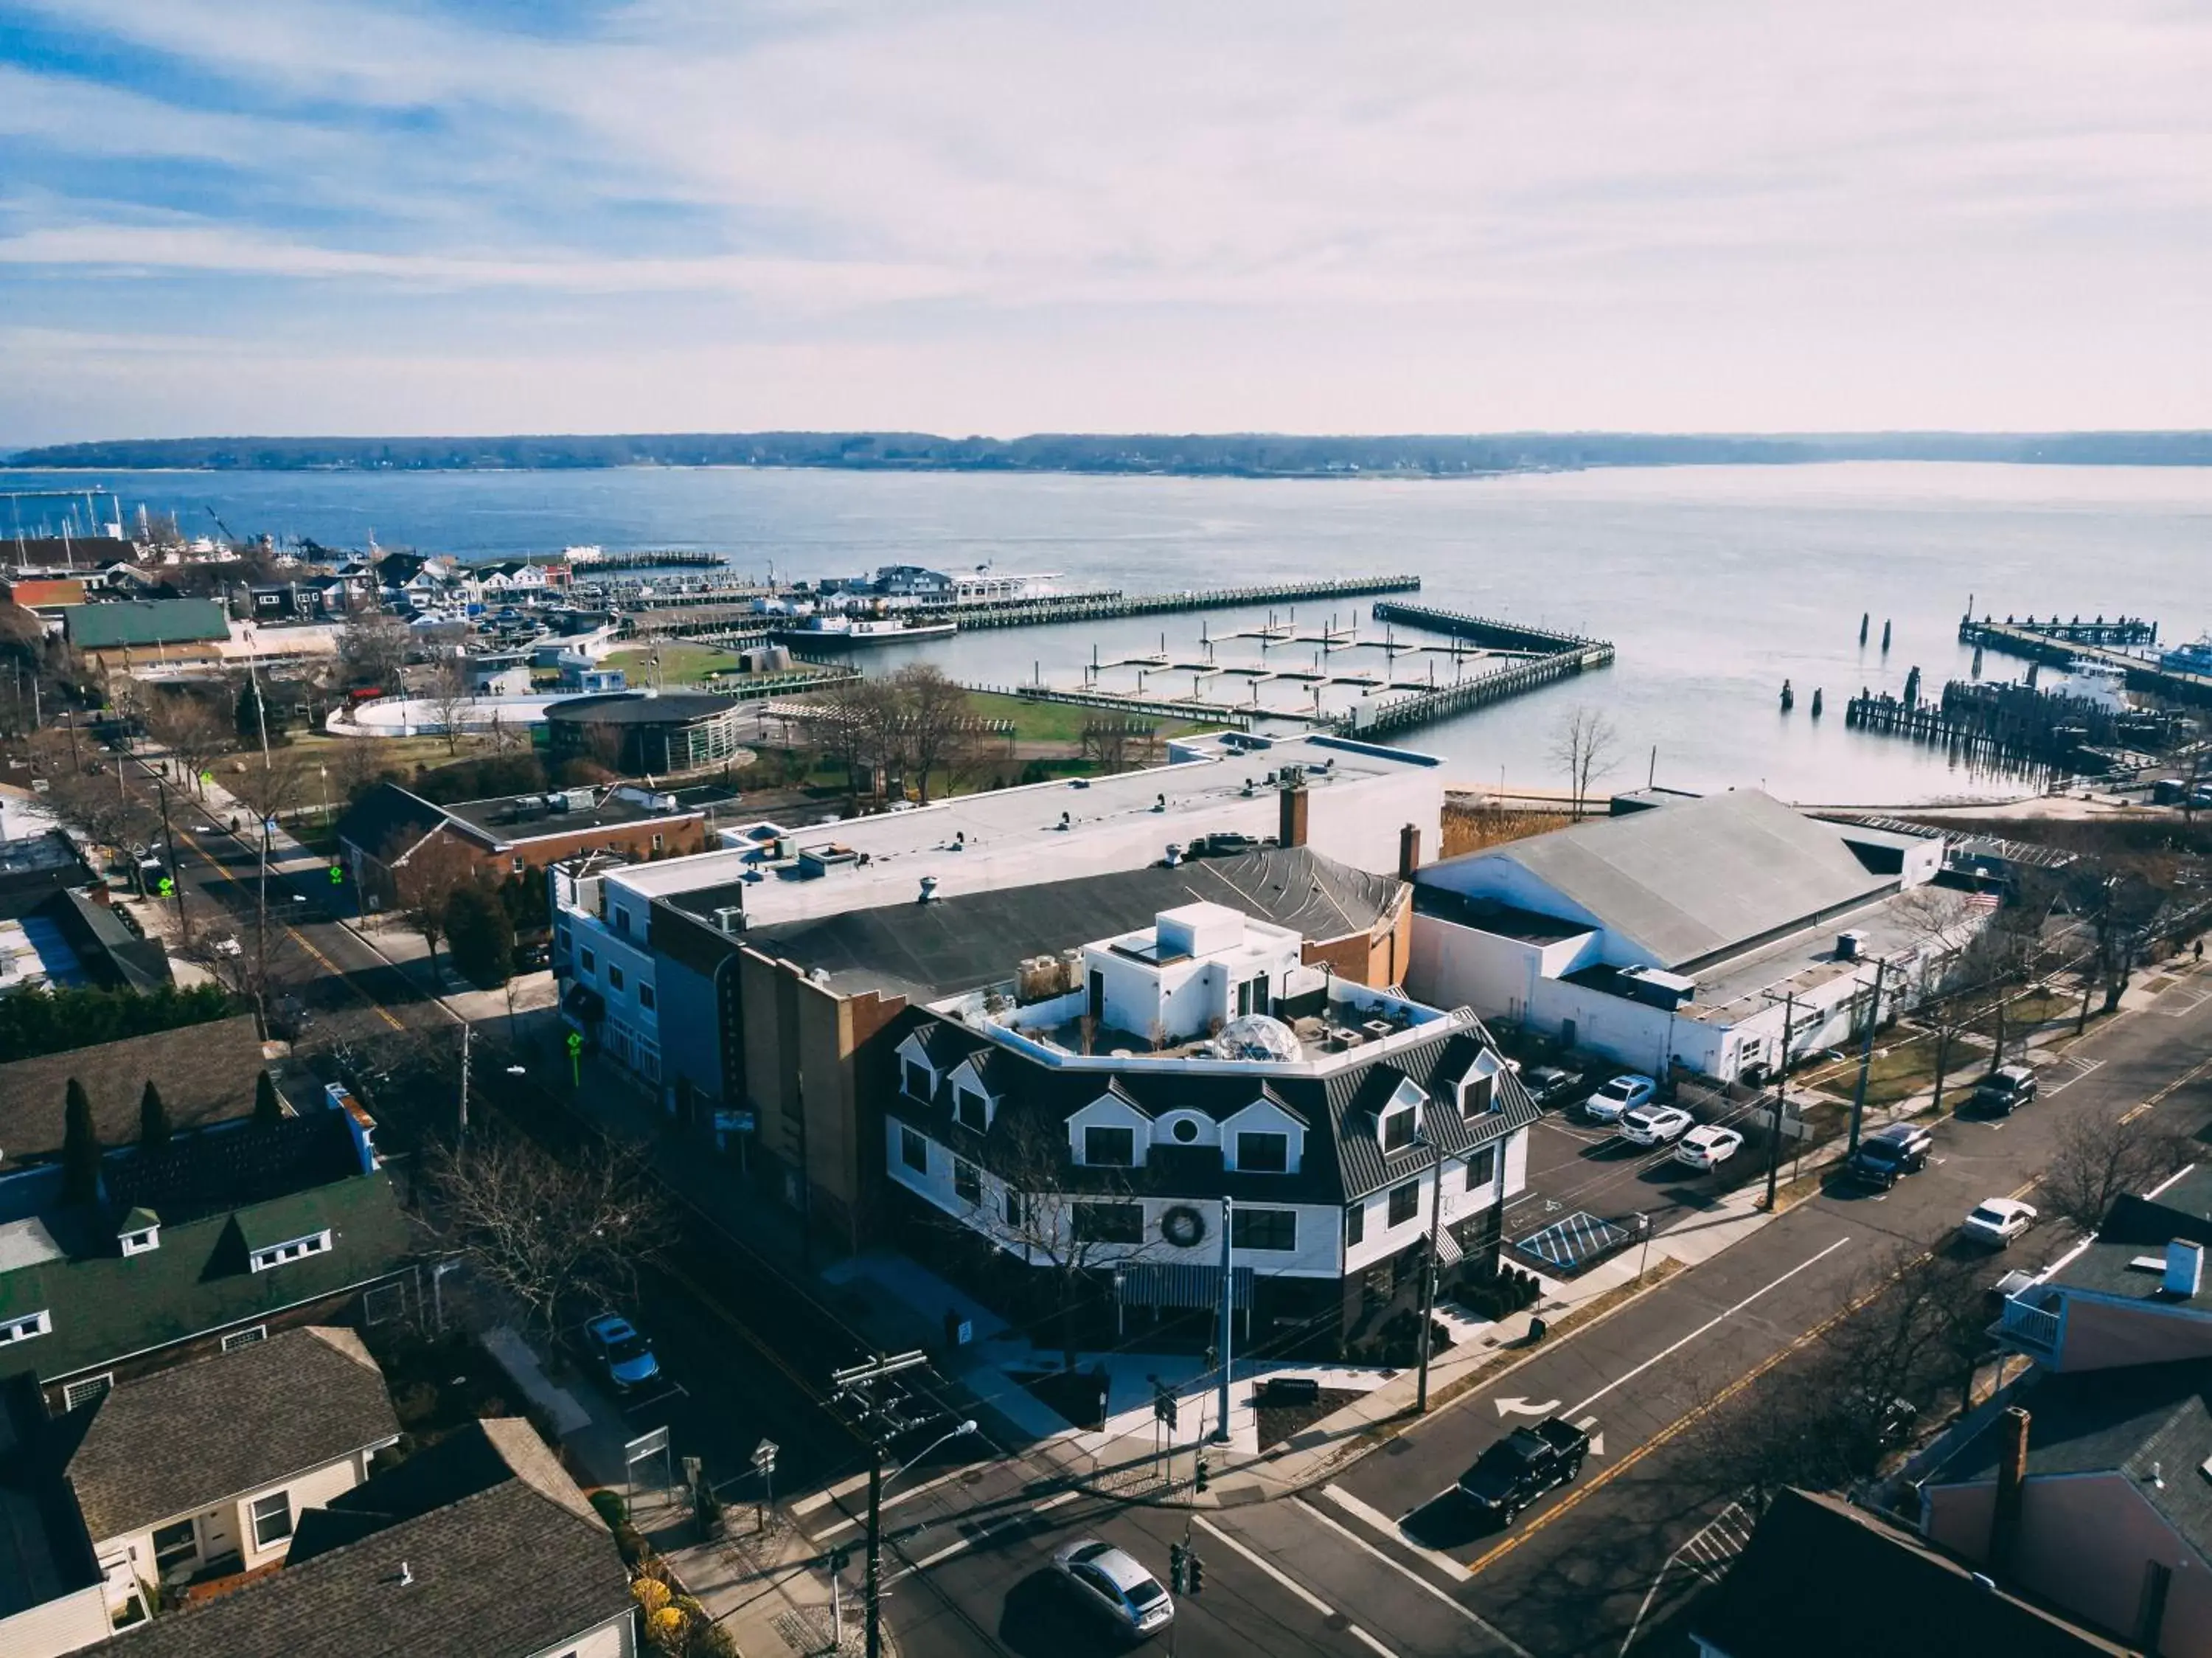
[146,691,232,797]
[389,831,479,980]
[423,655,473,757]
[330,734,402,808]
[1549,706,1619,820]
[2041,1103,2194,1233]
[420,1130,675,1347]
[895,665,981,804]
[338,608,409,692]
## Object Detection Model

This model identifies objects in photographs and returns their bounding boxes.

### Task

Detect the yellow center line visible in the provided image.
[173,824,406,1031]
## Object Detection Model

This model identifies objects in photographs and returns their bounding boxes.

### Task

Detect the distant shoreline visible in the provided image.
[10,429,2212,475]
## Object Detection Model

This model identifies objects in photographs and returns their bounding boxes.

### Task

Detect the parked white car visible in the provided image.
[1961,1199,2038,1248]
[1620,1104,1694,1146]
[1585,1075,1658,1123]
[1674,1125,1745,1170]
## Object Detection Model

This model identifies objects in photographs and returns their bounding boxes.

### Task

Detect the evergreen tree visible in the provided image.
[235,676,268,744]
[254,1071,284,1128]
[139,1079,173,1149]
[445,882,516,991]
[60,1079,101,1205]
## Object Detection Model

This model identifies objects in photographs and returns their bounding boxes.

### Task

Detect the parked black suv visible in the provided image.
[1848,1121,1935,1190]
[1457,1418,1590,1522]
[1972,1065,2038,1117]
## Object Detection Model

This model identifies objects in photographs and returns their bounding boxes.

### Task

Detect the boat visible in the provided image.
[768,614,959,651]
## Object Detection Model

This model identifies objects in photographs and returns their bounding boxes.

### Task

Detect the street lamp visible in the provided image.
[892,1418,979,1480]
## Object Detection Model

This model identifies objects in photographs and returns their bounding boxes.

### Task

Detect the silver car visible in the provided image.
[1051,1539,1175,1640]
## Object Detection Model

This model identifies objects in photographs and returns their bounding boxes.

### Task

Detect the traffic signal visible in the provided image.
[1186,1551,1205,1595]
[1168,1543,1187,1595]
[1194,1453,1209,1495]
[329,864,344,885]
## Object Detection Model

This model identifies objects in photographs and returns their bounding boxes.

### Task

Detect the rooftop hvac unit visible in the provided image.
[1362,1019,1395,1041]
[713,906,745,934]
[1836,929,1870,961]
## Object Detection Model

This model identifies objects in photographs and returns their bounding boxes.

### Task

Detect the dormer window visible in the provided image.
[1235,1131,1289,1173]
[956,1086,990,1134]
[903,1061,934,1102]
[1381,1109,1417,1154]
[0,1311,51,1345]
[1084,1126,1135,1168]
[121,1227,159,1256]
[249,1230,332,1273]
[1458,1051,1505,1117]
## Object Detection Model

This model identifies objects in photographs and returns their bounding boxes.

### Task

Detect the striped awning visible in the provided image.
[1433,1227,1464,1267]
[1117,1263,1254,1311]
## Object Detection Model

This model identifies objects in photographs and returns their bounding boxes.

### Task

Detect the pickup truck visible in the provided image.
[1456,1418,1590,1522]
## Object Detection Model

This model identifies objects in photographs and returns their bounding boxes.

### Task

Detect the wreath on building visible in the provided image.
[1160,1204,1207,1249]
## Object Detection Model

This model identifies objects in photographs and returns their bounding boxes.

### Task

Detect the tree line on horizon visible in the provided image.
[13,429,2212,474]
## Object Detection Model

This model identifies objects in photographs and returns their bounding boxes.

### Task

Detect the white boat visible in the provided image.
[768,614,958,651]
[2045,658,2132,712]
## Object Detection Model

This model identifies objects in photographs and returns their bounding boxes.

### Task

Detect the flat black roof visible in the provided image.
[543,691,734,726]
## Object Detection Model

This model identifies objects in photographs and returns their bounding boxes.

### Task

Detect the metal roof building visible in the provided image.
[59,600,228,652]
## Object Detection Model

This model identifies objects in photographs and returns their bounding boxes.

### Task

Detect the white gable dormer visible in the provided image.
[1458,1048,1508,1117]
[894,1031,940,1104]
[945,1054,998,1134]
[1068,1089,1153,1168]
[1221,1097,1305,1174]
[1375,1077,1427,1154]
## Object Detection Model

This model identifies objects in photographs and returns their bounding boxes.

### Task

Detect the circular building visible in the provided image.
[544,690,745,775]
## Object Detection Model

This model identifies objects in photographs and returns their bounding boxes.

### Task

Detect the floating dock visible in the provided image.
[1957,614,2212,708]
[1330,603,1615,737]
[931,573,1419,630]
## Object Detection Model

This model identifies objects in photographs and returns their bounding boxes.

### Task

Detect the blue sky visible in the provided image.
[4,1,2210,445]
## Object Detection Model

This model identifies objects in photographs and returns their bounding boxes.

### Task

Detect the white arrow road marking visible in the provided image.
[1495,1396,1562,1418]
[1576,1415,1607,1457]
[1193,1516,1400,1657]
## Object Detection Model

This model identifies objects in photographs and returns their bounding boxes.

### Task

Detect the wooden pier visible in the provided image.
[931,573,1419,630]
[1957,614,2212,707]
[1368,600,1607,655]
[966,680,1257,731]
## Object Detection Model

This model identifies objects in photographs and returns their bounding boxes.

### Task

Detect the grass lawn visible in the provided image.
[605,641,744,685]
[2006,984,2079,1025]
[962,690,1204,746]
[280,729,497,770]
[1804,1032,1950,1109]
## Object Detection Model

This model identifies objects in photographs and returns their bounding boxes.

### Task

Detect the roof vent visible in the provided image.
[1164,842,1183,867]
[919,875,939,903]
[2167,1239,2203,1298]
[398,1561,414,1587]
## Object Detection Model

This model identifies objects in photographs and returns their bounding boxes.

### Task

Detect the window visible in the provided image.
[1005,1188,1026,1229]
[1084,1125,1136,1168]
[1381,1109,1416,1154]
[900,1128,929,1174]
[62,1374,112,1411]
[1073,1201,1144,1244]
[512,856,526,875]
[953,1160,981,1205]
[1231,1207,1297,1251]
[904,1061,933,1102]
[120,1227,159,1256]
[1461,1074,1495,1117]
[248,1231,332,1272]
[152,1519,198,1575]
[1388,1180,1420,1227]
[1346,1204,1366,1248]
[0,1311,51,1345]
[1464,1145,1498,1191]
[249,1490,293,1549]
[580,947,596,977]
[956,1089,987,1133]
[608,964,625,992]
[1236,1131,1288,1173]
[652,833,664,853]
[614,908,630,937]
[639,982,655,1011]
[222,1325,268,1353]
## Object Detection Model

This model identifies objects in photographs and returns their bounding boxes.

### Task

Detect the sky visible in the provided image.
[3,1,2211,445]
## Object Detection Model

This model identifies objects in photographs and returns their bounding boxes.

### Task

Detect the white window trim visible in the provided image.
[221,1325,269,1352]
[248,1488,293,1550]
[0,1310,52,1345]
[954,1083,992,1132]
[63,1373,113,1410]
[249,1230,333,1273]
[120,1227,161,1256]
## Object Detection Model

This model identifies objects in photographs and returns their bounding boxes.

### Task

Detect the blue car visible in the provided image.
[585,1313,661,1392]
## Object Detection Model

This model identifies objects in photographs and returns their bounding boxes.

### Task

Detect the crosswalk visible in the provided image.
[1617,1499,1758,1656]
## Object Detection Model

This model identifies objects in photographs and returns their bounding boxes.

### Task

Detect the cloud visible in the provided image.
[2,0,2211,438]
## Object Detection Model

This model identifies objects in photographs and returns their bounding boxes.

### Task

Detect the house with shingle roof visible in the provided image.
[0,1015,270,1172]
[60,1326,400,1622]
[883,898,1534,1352]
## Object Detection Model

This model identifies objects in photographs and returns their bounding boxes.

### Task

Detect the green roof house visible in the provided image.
[59,600,229,655]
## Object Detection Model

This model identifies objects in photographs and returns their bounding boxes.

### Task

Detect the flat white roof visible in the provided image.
[605,732,1435,926]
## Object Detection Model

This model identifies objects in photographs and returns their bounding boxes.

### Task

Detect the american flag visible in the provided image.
[1964,892,2002,912]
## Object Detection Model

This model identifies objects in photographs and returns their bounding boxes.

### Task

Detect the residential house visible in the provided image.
[1690,1487,2127,1658]
[82,1417,635,1658]
[61,1326,399,1620]
[0,1108,417,1415]
[1408,788,1970,1081]
[0,1013,269,1170]
[0,1375,108,1658]
[881,899,1534,1349]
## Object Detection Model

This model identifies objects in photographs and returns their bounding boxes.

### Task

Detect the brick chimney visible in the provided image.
[1989,1405,2031,1576]
[1279,776,1310,850]
[1398,822,1422,881]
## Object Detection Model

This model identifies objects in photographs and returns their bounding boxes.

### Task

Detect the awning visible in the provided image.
[1116,1263,1253,1311]
[1433,1227,1464,1267]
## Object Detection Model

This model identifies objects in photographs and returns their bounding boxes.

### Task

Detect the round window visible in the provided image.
[1171,1117,1200,1144]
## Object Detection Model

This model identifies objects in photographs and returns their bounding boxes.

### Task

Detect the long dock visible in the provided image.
[931,574,1419,630]
[1368,600,1608,654]
[1957,615,2212,707]
[1325,602,1615,737]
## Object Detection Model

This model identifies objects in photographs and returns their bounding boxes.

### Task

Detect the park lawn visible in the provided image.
[961,690,1205,746]
[606,642,744,685]
[282,729,498,771]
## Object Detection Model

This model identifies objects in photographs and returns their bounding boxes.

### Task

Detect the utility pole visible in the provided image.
[1416,1135,1445,1412]
[1846,956,1890,1156]
[830,1350,931,1658]
[1213,1196,1234,1444]
[153,773,187,939]
[1764,990,1798,1211]
[458,1023,471,1142]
